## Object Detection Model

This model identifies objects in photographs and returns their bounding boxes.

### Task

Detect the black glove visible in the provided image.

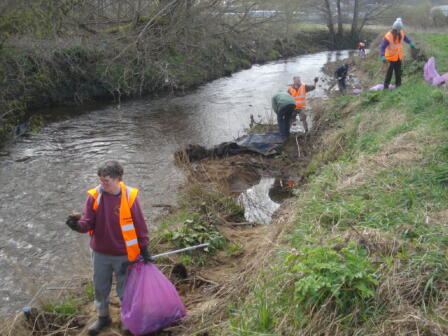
[140,248,152,263]
[65,215,80,231]
[314,77,319,83]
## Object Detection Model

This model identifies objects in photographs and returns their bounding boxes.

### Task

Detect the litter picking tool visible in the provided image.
[120,243,209,274]
[295,135,301,158]
[151,243,209,259]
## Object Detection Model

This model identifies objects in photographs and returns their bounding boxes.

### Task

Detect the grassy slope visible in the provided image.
[220,34,448,335]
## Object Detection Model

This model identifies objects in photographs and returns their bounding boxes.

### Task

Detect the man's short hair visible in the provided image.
[97,160,124,179]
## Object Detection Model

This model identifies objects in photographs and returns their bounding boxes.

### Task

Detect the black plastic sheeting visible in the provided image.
[235,132,286,156]
[176,132,286,163]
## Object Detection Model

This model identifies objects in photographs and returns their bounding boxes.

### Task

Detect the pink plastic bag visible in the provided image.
[121,263,186,335]
[423,57,448,88]
[369,84,395,91]
[424,57,438,85]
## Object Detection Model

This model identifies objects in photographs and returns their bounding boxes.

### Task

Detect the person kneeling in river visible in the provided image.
[287,76,318,133]
[65,160,150,336]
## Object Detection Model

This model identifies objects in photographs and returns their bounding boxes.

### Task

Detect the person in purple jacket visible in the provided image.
[65,160,150,335]
[380,18,416,89]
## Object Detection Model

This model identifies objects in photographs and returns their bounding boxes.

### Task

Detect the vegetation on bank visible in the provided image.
[156,185,247,265]
[220,34,448,335]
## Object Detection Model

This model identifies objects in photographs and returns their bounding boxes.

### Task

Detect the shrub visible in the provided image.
[163,214,226,255]
[286,240,378,314]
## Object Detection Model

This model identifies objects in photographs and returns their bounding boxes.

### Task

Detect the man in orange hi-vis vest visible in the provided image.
[380,18,416,89]
[65,160,150,335]
[287,76,318,134]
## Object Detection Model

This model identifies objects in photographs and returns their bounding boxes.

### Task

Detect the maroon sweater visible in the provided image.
[77,191,149,256]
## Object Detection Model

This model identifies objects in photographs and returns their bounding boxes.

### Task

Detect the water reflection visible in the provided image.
[238,177,280,225]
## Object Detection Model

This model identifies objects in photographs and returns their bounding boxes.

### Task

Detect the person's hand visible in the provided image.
[409,42,416,49]
[140,248,152,264]
[65,211,81,231]
[381,56,387,63]
[314,77,319,83]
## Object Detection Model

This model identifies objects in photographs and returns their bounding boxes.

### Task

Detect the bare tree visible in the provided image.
[308,0,398,48]
[323,0,336,45]
[350,0,359,39]
[351,0,399,38]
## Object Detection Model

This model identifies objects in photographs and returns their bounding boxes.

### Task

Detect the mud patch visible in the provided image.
[176,132,314,225]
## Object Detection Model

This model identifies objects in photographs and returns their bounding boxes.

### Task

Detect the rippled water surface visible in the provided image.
[0,50,355,314]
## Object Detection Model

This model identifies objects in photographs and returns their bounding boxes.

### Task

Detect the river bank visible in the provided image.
[218,33,448,335]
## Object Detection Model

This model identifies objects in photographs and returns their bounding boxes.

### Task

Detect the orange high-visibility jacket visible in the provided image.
[384,30,405,62]
[287,84,307,110]
[87,181,141,261]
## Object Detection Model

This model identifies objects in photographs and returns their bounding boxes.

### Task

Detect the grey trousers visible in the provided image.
[91,251,129,317]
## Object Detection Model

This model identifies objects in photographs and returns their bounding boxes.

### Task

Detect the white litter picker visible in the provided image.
[120,243,209,274]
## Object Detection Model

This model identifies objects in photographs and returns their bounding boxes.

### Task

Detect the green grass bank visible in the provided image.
[219,33,448,335]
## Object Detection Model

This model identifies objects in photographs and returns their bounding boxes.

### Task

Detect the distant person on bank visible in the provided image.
[287,76,318,133]
[380,18,416,89]
[65,160,150,336]
[335,63,350,93]
[358,41,366,57]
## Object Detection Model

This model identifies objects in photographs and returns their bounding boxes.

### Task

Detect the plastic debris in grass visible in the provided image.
[369,84,396,91]
[424,57,448,88]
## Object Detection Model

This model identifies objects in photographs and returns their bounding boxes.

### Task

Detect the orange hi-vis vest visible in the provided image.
[87,181,141,261]
[384,30,405,62]
[288,84,306,110]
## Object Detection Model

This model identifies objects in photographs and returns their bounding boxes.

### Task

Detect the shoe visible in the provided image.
[88,316,112,335]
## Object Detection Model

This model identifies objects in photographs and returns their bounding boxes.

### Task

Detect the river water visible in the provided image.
[0,50,355,315]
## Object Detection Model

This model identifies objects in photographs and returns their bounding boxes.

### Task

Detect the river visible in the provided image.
[0,49,355,315]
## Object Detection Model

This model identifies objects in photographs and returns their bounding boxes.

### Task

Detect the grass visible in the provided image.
[42,298,79,315]
[414,32,448,70]
[218,33,448,336]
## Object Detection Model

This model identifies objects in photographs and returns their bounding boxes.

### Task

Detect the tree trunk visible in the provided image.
[323,0,336,47]
[351,0,359,40]
[336,0,343,38]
